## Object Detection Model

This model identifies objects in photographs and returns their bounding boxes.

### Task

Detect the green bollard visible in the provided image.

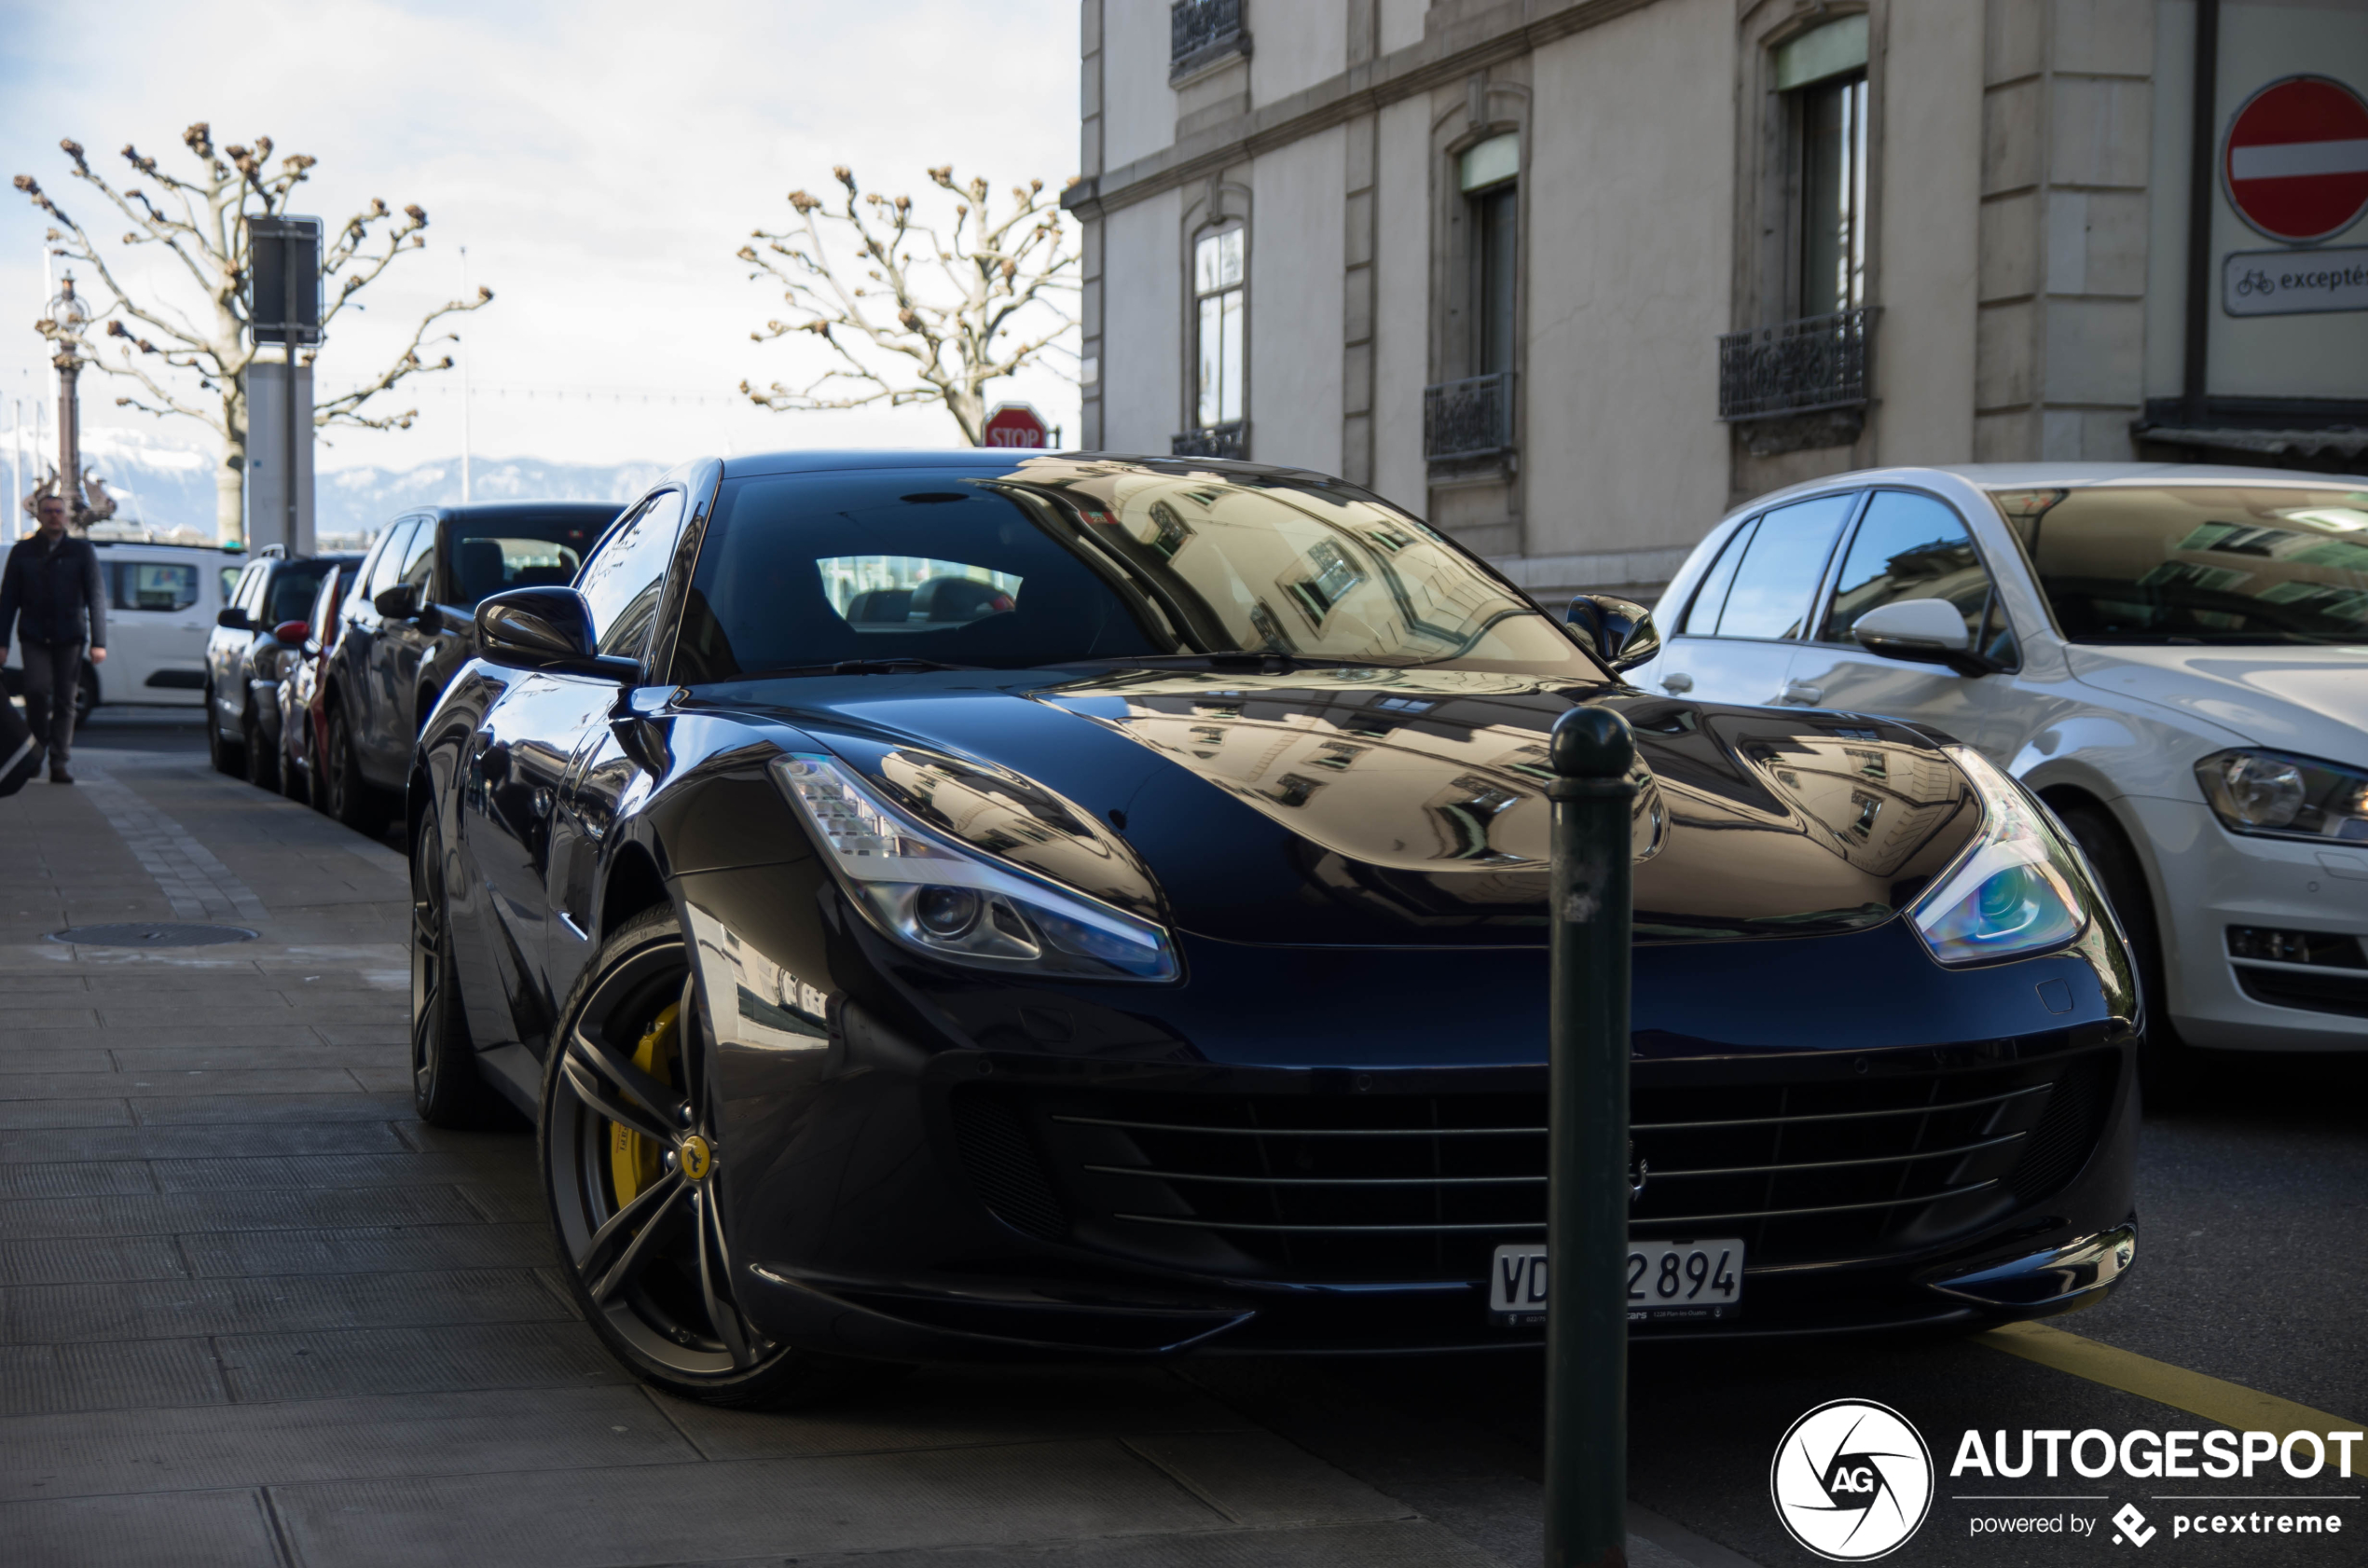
[1544,704,1637,1568]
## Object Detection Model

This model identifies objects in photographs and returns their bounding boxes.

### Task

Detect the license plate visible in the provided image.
[1488,1239,1745,1326]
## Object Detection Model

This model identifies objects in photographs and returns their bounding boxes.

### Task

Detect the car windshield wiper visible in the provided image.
[732,658,982,679]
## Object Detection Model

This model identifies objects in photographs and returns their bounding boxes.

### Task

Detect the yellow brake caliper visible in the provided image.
[609,1002,679,1209]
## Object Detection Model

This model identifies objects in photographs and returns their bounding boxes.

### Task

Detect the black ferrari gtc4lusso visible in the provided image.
[407,450,2140,1407]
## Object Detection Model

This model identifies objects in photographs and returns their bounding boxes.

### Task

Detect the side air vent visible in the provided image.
[951,1093,1069,1241]
[2009,1052,2116,1203]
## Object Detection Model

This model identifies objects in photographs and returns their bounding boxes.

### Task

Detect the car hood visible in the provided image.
[705,667,1983,947]
[2065,643,2368,763]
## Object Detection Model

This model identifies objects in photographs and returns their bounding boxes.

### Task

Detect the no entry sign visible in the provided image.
[982,402,1050,448]
[2223,75,2368,245]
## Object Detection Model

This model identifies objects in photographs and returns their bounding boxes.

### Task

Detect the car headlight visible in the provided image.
[1909,747,2090,967]
[2195,749,2368,843]
[767,751,1178,982]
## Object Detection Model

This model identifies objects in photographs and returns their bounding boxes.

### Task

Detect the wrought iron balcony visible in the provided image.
[1718,308,1874,420]
[1172,421,1248,461]
[1171,0,1249,82]
[1424,372,1513,462]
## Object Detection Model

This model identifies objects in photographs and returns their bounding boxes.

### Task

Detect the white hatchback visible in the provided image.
[4,540,242,720]
[1626,463,2368,1058]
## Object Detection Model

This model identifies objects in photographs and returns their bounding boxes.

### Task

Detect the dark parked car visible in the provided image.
[276,566,348,808]
[205,551,362,785]
[408,452,2140,1408]
[321,502,619,830]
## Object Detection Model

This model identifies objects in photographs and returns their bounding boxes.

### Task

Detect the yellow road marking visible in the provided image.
[1981,1320,2364,1447]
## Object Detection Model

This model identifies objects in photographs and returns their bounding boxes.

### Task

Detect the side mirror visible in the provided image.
[475,586,640,682]
[1564,594,1664,674]
[373,583,421,620]
[1852,598,1989,676]
[272,619,310,644]
[216,607,251,630]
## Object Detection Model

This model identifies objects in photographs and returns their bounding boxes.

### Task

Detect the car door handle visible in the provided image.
[1781,681,1824,706]
[1660,671,1693,694]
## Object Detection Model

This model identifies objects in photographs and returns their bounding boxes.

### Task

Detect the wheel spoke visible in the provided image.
[568,1026,689,1131]
[587,1177,692,1302]
[558,1054,677,1147]
[574,1166,683,1276]
[695,1188,755,1369]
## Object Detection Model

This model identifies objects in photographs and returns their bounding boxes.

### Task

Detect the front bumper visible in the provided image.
[2129,795,2368,1051]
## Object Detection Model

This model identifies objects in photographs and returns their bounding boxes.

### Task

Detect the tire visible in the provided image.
[280,730,310,805]
[2054,799,2197,1105]
[243,709,280,792]
[541,905,908,1408]
[410,817,507,1128]
[323,703,391,835]
[205,686,243,777]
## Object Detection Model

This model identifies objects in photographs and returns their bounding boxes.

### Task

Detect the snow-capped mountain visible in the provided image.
[13,424,660,545]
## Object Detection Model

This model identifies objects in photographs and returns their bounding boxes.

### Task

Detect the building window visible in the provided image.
[1189,224,1246,447]
[1776,16,1868,318]
[1460,133,1520,377]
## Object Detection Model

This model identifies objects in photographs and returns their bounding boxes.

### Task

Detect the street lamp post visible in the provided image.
[46,274,91,529]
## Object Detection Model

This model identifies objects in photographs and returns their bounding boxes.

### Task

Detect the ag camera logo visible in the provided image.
[1771,1399,1934,1561]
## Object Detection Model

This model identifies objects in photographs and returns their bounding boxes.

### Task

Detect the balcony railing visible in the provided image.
[1171,0,1249,81]
[1424,372,1513,462]
[1172,421,1248,461]
[1717,308,1874,420]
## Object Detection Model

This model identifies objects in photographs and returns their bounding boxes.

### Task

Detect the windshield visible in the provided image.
[450,512,611,606]
[1992,484,2368,644]
[673,463,1601,681]
[266,560,339,626]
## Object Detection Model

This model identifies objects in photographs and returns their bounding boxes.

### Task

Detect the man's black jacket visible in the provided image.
[0,533,107,649]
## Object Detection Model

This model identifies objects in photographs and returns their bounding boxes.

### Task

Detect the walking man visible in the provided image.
[0,494,108,784]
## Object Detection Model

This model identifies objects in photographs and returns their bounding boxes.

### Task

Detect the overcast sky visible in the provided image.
[0,0,1081,475]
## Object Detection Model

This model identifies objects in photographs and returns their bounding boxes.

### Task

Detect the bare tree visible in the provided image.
[738,165,1077,445]
[14,124,491,543]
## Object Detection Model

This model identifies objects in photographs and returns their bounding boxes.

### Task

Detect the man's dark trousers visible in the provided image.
[20,640,84,766]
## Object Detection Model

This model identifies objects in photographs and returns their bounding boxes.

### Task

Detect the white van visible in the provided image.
[4,538,244,721]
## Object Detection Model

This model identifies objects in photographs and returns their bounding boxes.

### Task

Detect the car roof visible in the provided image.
[419,502,626,521]
[86,539,240,557]
[1730,461,2368,517]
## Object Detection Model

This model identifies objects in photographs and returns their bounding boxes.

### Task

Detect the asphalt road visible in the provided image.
[7,709,2361,1568]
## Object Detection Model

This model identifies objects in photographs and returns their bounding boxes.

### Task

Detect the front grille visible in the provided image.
[950,1052,2118,1282]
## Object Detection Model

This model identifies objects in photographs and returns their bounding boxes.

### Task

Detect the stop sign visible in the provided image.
[982,403,1050,448]
[2223,75,2368,244]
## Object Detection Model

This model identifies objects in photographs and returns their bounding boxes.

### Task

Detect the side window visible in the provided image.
[365,520,420,599]
[1824,492,2019,667]
[219,566,242,605]
[233,563,268,615]
[1706,492,1856,640]
[1680,520,1757,636]
[117,562,200,612]
[397,521,436,597]
[578,491,688,661]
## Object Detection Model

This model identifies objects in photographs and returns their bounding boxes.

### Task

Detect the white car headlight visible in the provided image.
[1909,747,2091,967]
[2195,748,2368,843]
[768,751,1178,983]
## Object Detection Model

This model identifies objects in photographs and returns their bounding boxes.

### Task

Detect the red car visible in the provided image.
[275,566,346,808]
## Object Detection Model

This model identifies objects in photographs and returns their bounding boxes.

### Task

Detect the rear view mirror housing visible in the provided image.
[475,586,640,682]
[373,583,421,620]
[215,607,251,630]
[1564,594,1664,674]
[272,619,311,644]
[1852,598,1991,677]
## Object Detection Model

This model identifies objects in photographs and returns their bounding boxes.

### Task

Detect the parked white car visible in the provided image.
[5,538,242,722]
[1625,463,2368,1061]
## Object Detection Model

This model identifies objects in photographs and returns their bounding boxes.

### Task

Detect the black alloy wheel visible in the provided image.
[411,818,504,1127]
[204,686,243,777]
[2054,799,2197,1104]
[323,703,389,834]
[243,709,279,791]
[541,906,902,1408]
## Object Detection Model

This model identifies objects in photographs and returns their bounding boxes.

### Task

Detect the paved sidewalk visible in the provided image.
[0,736,1702,1568]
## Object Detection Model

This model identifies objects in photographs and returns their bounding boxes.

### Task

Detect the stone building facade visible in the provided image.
[1065,0,2368,606]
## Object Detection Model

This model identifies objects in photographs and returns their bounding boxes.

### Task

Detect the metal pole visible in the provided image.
[1544,704,1637,1568]
[283,230,301,556]
[2182,0,2221,428]
[459,245,473,505]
